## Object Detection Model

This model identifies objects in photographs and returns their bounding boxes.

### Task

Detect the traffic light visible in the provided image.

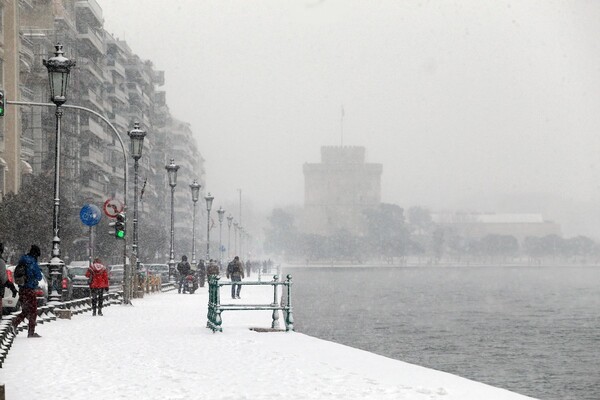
[109,213,126,239]
[0,90,5,117]
[115,213,126,239]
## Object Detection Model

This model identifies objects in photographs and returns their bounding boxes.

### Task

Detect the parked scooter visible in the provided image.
[182,274,198,294]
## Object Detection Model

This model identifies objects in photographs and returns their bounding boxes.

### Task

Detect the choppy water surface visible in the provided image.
[287,266,600,400]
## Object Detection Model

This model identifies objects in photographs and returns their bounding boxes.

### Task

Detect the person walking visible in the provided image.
[176,255,191,294]
[11,245,43,338]
[207,259,220,279]
[197,259,206,288]
[86,258,109,316]
[226,256,244,299]
[0,243,18,317]
[245,259,252,278]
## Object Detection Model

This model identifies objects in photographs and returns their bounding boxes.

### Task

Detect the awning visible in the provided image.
[21,159,33,175]
[0,157,7,168]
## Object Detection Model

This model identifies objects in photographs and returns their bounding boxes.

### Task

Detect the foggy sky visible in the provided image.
[98,0,600,235]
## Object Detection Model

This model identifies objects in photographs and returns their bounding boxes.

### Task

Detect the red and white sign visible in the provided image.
[103,198,124,218]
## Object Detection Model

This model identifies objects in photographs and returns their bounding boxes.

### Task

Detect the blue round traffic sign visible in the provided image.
[80,204,102,226]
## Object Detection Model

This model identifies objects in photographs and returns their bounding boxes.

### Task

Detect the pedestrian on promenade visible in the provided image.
[206,259,219,278]
[0,243,18,317]
[86,258,109,316]
[11,245,43,338]
[197,259,206,287]
[177,255,191,294]
[226,256,244,299]
[245,259,252,278]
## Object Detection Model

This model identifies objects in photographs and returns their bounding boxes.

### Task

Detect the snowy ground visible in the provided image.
[0,282,536,399]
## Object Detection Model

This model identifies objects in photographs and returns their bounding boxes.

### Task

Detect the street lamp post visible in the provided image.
[127,122,146,291]
[233,221,239,256]
[189,180,201,268]
[165,159,180,281]
[204,193,214,260]
[43,43,75,302]
[217,207,225,266]
[227,214,233,259]
[238,225,243,260]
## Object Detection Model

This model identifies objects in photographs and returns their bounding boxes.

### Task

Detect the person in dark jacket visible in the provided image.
[226,256,244,299]
[206,259,219,277]
[86,258,109,316]
[176,255,191,294]
[11,245,43,338]
[197,259,206,287]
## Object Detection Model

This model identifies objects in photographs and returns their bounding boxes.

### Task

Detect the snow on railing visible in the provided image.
[207,274,294,332]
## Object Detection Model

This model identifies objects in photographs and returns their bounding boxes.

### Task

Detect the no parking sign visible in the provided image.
[103,198,124,218]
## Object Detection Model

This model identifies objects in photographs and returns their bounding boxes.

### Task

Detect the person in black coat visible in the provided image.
[176,255,191,294]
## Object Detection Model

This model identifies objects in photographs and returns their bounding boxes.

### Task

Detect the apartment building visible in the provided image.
[1,0,205,262]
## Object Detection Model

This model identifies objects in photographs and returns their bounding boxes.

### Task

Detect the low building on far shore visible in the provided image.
[432,212,562,243]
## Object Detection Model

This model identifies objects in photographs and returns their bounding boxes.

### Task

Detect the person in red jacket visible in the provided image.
[86,258,109,316]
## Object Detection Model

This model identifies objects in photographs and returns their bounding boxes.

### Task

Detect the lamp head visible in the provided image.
[217,206,225,222]
[43,43,76,105]
[190,180,201,202]
[205,192,214,211]
[127,122,147,160]
[165,158,180,188]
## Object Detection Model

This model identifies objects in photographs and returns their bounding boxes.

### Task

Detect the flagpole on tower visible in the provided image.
[340,105,345,146]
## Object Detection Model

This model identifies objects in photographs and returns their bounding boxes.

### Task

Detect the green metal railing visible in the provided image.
[207,274,294,332]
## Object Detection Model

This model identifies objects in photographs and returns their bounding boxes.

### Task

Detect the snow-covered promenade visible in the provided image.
[1,283,536,400]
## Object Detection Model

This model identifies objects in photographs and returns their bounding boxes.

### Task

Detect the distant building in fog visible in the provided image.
[432,212,562,243]
[302,146,382,236]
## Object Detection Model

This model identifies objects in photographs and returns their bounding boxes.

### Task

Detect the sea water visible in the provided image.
[287,265,600,400]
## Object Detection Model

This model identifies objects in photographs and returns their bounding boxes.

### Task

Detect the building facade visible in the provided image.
[433,212,562,243]
[302,146,382,236]
[0,0,206,263]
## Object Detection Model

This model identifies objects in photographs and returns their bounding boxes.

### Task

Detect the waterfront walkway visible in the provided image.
[1,281,536,400]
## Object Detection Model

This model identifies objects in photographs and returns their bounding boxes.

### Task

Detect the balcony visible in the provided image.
[142,92,151,106]
[80,57,105,83]
[77,27,105,54]
[107,84,128,104]
[82,116,106,140]
[81,178,105,201]
[20,85,35,102]
[19,35,35,66]
[107,58,126,78]
[126,82,143,99]
[154,71,165,86]
[75,0,103,26]
[108,112,129,131]
[82,88,105,112]
[81,145,105,167]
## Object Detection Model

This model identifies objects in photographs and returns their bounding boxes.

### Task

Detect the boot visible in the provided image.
[92,307,96,316]
[98,309,103,316]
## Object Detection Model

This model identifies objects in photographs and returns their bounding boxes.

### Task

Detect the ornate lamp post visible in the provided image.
[217,207,225,266]
[238,225,244,259]
[204,193,214,260]
[127,122,146,293]
[43,43,75,302]
[233,221,239,256]
[165,159,179,281]
[227,214,233,259]
[189,180,201,267]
